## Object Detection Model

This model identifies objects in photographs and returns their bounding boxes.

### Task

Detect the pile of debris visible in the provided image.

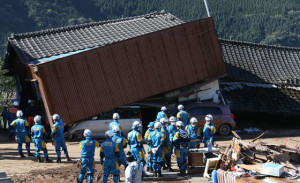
[213,131,300,182]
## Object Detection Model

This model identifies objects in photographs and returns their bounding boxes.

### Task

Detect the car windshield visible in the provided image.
[188,106,222,115]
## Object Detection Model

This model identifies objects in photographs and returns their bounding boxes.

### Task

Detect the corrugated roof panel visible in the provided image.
[99,46,127,106]
[53,59,85,122]
[137,37,162,95]
[184,22,208,81]
[148,33,175,91]
[172,26,198,84]
[112,43,137,102]
[161,29,186,88]
[124,41,150,98]
[36,17,226,125]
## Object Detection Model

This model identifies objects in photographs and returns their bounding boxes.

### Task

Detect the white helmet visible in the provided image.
[16,110,23,118]
[169,116,177,122]
[113,113,120,120]
[52,114,60,121]
[178,104,184,110]
[132,121,142,128]
[205,114,213,121]
[13,101,19,107]
[190,117,198,124]
[154,122,162,129]
[176,121,184,127]
[112,126,120,133]
[161,106,167,111]
[83,129,92,137]
[160,117,169,124]
[105,130,114,138]
[34,115,41,124]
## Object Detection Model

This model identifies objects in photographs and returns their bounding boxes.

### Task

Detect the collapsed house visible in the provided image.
[219,39,300,117]
[3,12,226,126]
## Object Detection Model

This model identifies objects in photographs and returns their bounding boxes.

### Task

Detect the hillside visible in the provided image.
[0,0,299,59]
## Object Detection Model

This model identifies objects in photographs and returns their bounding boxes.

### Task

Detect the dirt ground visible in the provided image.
[1,129,300,183]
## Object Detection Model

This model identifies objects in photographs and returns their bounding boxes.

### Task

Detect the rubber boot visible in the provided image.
[45,158,53,163]
[28,152,34,156]
[20,152,25,158]
[153,172,157,177]
[158,171,163,177]
[167,159,173,172]
[66,155,72,161]
[57,157,61,163]
[146,167,150,172]
[37,157,43,163]
[177,170,185,176]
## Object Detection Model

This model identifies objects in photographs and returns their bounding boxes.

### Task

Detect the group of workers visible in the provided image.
[5,100,71,164]
[6,101,217,183]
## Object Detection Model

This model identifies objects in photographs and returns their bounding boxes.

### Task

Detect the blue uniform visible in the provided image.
[31,124,49,158]
[10,118,31,154]
[185,125,201,148]
[161,126,170,164]
[100,139,120,183]
[78,137,99,183]
[173,129,190,172]
[167,125,177,159]
[127,128,145,166]
[109,120,123,135]
[203,123,216,161]
[156,111,167,122]
[52,119,69,158]
[148,129,165,173]
[112,132,127,167]
[144,128,154,169]
[177,110,190,127]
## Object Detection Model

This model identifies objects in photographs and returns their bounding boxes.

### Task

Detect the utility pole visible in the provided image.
[203,0,211,17]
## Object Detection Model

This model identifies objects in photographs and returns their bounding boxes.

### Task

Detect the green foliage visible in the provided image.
[0,0,299,59]
[0,59,16,111]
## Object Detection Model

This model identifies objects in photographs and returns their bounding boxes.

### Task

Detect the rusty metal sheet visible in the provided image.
[36,17,226,125]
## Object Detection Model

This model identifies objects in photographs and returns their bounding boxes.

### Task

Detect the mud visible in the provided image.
[1,129,300,183]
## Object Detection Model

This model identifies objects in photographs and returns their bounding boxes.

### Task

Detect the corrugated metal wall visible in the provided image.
[36,17,226,125]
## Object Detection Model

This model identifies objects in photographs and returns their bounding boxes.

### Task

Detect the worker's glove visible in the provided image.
[100,160,104,165]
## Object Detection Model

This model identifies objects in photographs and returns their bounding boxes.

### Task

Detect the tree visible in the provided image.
[0,59,16,112]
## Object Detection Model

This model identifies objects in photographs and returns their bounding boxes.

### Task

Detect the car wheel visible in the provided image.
[218,124,232,136]
[74,130,84,140]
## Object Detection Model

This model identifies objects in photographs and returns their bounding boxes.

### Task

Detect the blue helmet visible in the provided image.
[148,122,155,128]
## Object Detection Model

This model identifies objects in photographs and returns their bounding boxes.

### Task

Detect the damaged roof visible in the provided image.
[5,11,184,64]
[220,39,300,85]
[220,82,300,114]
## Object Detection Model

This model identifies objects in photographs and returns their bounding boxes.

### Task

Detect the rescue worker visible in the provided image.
[125,151,143,183]
[100,130,120,183]
[10,110,33,158]
[78,129,99,183]
[160,118,171,171]
[31,115,52,162]
[144,122,155,172]
[203,114,216,161]
[110,113,124,136]
[148,122,165,177]
[167,116,177,171]
[51,114,72,163]
[185,117,201,149]
[112,126,128,168]
[173,121,190,176]
[176,104,189,127]
[8,101,19,139]
[127,121,145,167]
[156,106,167,122]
